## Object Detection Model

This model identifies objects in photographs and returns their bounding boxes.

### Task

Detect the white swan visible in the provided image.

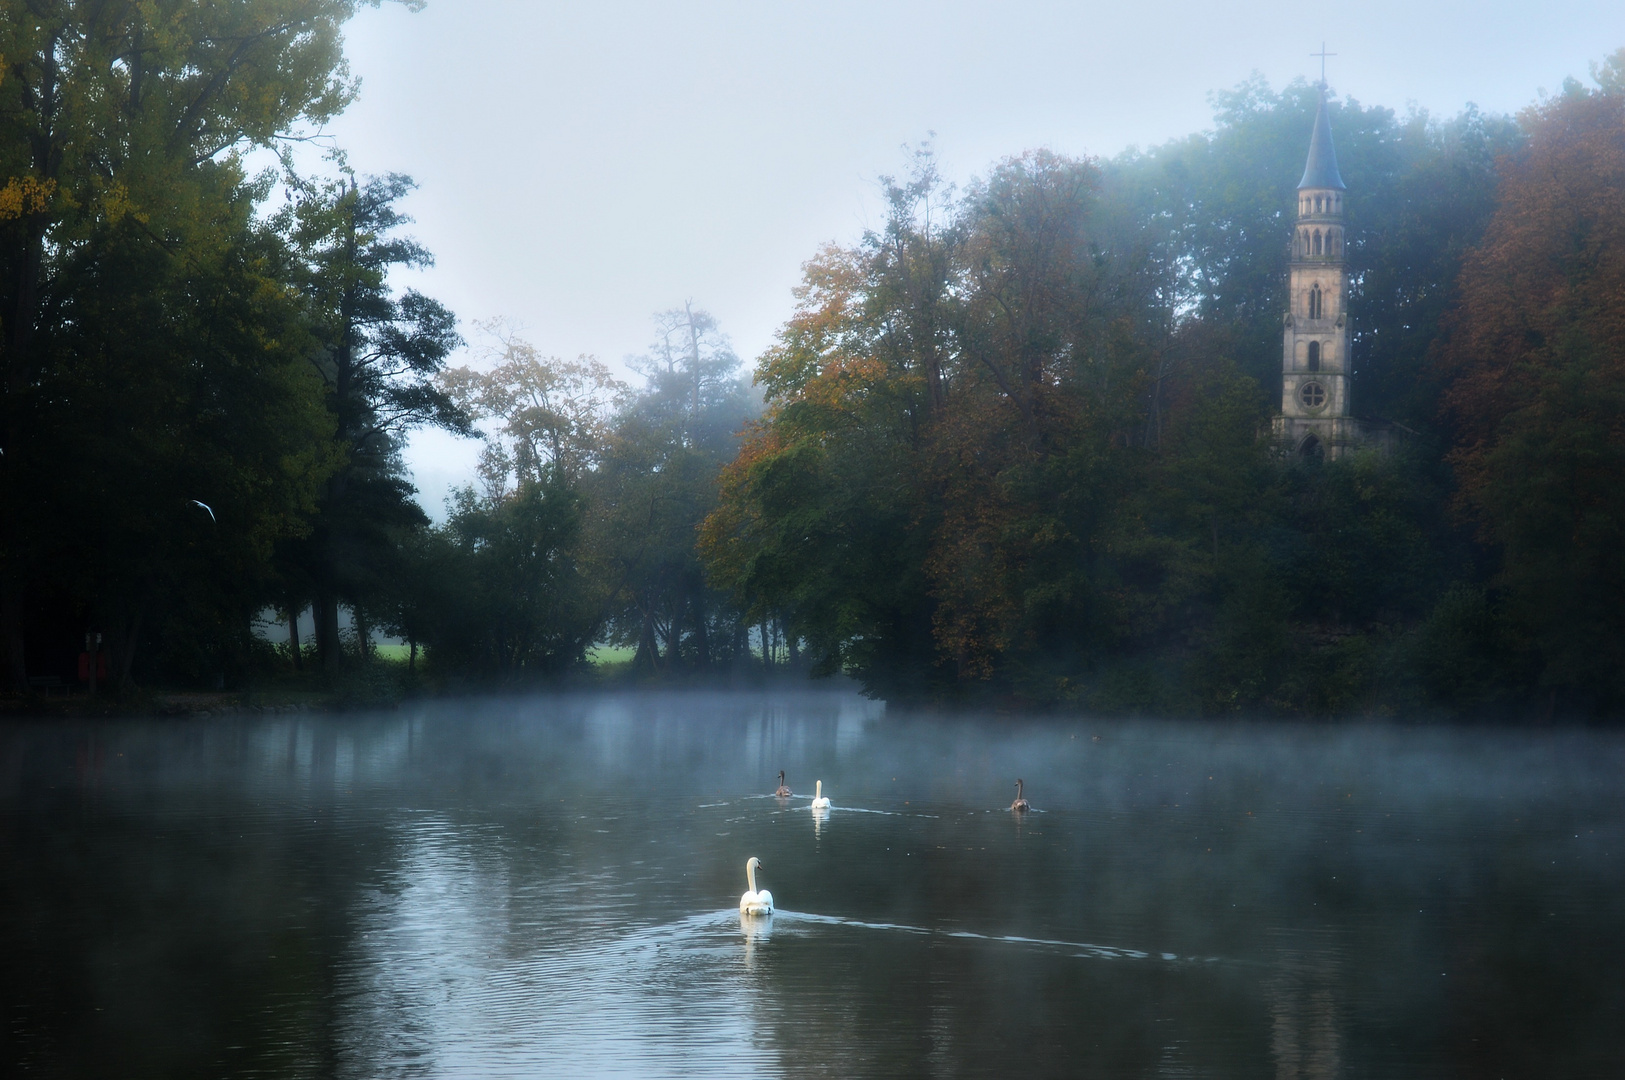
[810,779,831,810]
[774,770,792,798]
[739,856,774,915]
[1011,778,1030,812]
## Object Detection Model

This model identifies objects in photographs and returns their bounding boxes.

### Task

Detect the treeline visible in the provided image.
[405,310,761,682]
[0,1,763,698]
[3,2,1623,717]
[700,56,1625,716]
[2,0,400,694]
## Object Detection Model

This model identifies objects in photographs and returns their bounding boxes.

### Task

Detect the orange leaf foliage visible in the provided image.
[1442,80,1625,503]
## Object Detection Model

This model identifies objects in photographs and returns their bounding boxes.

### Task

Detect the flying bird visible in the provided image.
[189,499,216,523]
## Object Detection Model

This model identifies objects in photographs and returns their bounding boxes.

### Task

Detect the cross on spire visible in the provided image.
[1311,43,1337,88]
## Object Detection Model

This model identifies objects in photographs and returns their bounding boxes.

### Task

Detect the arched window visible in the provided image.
[1309,284,1322,320]
[1313,230,1323,255]
[1299,433,1324,460]
[1315,196,1323,213]
[1307,341,1321,371]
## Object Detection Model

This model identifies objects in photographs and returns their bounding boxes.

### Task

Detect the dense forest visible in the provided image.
[3,2,1623,718]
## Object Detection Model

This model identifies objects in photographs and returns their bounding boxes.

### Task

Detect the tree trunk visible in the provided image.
[686,300,703,426]
[314,591,342,672]
[353,604,371,661]
[109,606,144,695]
[0,581,25,692]
[634,603,660,671]
[761,616,772,674]
[288,605,303,671]
[665,603,682,671]
[785,623,800,669]
[692,586,710,669]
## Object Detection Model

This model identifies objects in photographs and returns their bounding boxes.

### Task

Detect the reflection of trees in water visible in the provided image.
[742,923,1255,1078]
[11,702,1625,1076]
[1266,938,1342,1079]
[1,718,422,1078]
[331,807,554,1078]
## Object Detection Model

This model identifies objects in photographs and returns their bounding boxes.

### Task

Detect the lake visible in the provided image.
[3,691,1622,1077]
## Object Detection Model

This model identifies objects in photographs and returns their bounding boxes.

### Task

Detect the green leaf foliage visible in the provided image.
[0,0,379,691]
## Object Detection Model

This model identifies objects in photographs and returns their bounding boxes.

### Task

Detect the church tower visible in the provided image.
[1274,90,1358,458]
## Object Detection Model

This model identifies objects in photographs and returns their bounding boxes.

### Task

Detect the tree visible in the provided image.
[1439,50,1625,711]
[416,478,597,679]
[704,150,1169,699]
[429,329,626,678]
[281,170,468,670]
[704,122,1488,708]
[593,306,757,673]
[0,0,407,692]
[702,158,962,695]
[441,322,626,493]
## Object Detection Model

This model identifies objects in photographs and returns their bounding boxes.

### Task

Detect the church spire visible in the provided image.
[1298,91,1346,192]
[1273,50,1391,459]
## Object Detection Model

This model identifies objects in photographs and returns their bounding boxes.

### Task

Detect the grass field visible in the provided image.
[360,643,635,666]
[586,644,637,665]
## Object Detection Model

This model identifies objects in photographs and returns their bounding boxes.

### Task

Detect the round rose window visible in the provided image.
[1299,381,1327,409]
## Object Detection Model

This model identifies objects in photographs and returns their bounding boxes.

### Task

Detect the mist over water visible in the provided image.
[3,692,1622,1077]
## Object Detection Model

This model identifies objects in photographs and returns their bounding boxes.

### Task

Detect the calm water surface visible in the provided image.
[3,691,1623,1077]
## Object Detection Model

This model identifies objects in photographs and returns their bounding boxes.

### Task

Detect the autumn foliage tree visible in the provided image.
[704,94,1508,709]
[0,0,399,691]
[1439,51,1625,709]
[702,150,1195,700]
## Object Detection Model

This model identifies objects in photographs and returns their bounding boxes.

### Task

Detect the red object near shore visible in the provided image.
[77,653,109,681]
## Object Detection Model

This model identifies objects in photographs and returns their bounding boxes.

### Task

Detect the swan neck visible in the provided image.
[815,780,822,799]
[746,860,757,894]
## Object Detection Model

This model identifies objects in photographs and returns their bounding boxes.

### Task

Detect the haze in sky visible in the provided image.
[318,0,1625,516]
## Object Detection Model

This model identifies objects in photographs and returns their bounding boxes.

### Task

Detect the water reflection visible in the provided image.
[2,693,1623,1077]
[1268,938,1343,1080]
[740,911,772,969]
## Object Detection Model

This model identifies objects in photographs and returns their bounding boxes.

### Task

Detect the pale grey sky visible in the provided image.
[318,0,1625,515]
